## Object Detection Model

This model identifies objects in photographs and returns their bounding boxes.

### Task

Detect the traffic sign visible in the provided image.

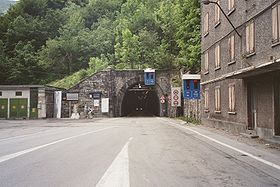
[160,95,165,104]
[171,87,181,107]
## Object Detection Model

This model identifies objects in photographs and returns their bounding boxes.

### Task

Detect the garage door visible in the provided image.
[0,99,8,119]
[10,98,28,118]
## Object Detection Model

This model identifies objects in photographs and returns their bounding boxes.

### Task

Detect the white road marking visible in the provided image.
[158,118,280,171]
[96,137,133,187]
[0,131,47,142]
[0,127,116,164]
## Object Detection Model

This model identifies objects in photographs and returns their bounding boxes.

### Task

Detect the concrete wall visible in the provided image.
[38,88,46,118]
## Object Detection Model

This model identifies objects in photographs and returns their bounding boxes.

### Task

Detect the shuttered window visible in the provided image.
[272,5,280,43]
[204,89,209,111]
[204,51,209,73]
[215,44,221,69]
[215,87,221,112]
[229,84,235,112]
[228,35,235,62]
[215,0,220,24]
[204,13,209,36]
[228,0,235,11]
[246,21,255,54]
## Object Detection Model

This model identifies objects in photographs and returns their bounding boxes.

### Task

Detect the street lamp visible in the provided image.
[202,0,241,37]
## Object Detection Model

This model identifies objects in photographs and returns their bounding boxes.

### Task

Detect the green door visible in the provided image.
[0,99,8,119]
[10,98,28,118]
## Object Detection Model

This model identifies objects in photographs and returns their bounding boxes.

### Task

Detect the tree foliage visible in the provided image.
[0,0,200,87]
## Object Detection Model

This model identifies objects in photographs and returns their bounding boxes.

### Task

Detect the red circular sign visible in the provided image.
[173,95,179,100]
[173,101,179,105]
[173,90,179,95]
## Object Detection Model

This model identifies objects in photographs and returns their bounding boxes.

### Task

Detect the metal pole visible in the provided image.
[214,2,241,38]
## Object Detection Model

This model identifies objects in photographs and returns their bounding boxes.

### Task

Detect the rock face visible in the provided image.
[62,69,178,118]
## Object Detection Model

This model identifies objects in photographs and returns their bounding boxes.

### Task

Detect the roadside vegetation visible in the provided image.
[0,0,200,88]
[178,116,201,125]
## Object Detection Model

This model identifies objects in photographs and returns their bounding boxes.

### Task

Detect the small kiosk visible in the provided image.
[182,74,201,100]
[144,68,156,86]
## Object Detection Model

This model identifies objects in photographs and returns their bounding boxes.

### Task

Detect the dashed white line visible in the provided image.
[0,127,116,164]
[96,137,133,187]
[158,118,280,171]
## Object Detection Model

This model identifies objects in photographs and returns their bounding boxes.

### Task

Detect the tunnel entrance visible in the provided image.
[121,83,160,117]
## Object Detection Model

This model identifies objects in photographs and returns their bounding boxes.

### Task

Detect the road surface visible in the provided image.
[0,117,280,187]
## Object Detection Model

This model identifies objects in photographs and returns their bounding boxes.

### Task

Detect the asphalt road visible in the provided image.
[0,117,280,187]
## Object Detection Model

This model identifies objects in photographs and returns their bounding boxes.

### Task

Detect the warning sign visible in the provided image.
[171,87,181,107]
[160,95,165,104]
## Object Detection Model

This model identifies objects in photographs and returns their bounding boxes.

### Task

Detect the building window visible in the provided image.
[272,4,280,43]
[229,84,235,113]
[228,34,235,63]
[204,13,209,36]
[215,87,221,112]
[204,51,209,73]
[15,91,22,96]
[228,0,235,12]
[246,21,255,55]
[215,44,221,69]
[215,0,220,26]
[204,89,209,111]
[0,91,2,96]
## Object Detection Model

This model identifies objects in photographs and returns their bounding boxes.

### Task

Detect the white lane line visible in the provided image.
[0,131,47,142]
[96,137,133,187]
[158,118,280,171]
[0,127,116,164]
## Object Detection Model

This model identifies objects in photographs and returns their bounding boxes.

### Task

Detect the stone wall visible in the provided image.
[62,69,179,118]
[184,99,200,120]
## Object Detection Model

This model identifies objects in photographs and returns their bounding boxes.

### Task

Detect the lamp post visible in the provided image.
[202,0,241,37]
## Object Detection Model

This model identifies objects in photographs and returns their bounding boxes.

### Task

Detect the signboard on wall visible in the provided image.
[90,92,101,99]
[94,99,100,107]
[101,98,109,113]
[66,93,78,101]
[171,87,181,107]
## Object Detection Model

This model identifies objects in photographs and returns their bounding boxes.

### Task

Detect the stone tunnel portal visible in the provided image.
[121,82,160,117]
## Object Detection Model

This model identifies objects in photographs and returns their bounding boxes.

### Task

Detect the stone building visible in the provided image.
[62,69,179,118]
[201,0,280,139]
[0,85,63,119]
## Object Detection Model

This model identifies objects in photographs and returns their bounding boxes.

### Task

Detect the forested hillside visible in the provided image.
[0,0,200,88]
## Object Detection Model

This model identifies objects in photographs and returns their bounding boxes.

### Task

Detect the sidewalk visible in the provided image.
[161,117,280,173]
[174,118,280,151]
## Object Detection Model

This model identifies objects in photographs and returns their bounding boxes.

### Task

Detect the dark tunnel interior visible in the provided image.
[121,83,160,117]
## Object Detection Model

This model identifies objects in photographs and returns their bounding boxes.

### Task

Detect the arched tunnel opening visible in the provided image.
[121,83,160,117]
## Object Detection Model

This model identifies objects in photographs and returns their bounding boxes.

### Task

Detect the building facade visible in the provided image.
[201,0,280,139]
[0,85,63,119]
